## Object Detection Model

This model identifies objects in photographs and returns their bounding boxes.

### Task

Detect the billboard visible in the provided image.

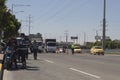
[71,36,78,39]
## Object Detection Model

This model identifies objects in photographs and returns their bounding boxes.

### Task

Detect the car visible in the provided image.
[37,41,44,53]
[90,46,104,55]
[56,46,65,53]
[74,46,82,53]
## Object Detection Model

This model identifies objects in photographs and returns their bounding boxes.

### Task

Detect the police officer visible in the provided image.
[11,38,18,69]
[32,40,38,60]
[17,38,27,68]
[71,43,75,55]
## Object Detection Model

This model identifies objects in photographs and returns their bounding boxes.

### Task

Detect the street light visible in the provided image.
[12,4,31,14]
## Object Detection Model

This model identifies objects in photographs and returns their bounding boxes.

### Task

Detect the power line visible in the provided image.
[36,0,91,24]
[34,0,61,22]
[34,0,73,23]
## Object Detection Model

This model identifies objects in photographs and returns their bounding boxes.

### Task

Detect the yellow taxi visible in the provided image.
[90,46,104,55]
[74,45,82,53]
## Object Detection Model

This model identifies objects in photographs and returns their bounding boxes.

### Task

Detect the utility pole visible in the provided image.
[65,30,69,54]
[102,0,106,50]
[84,32,86,46]
[96,30,98,42]
[28,15,31,35]
[19,20,22,33]
[65,30,68,43]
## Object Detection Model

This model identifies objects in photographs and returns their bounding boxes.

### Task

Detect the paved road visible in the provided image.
[3,53,120,80]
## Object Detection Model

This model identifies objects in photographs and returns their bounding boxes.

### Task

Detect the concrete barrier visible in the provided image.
[0,64,2,71]
[0,63,3,80]
[0,54,4,80]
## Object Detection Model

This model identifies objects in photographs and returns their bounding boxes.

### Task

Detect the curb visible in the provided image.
[0,54,4,80]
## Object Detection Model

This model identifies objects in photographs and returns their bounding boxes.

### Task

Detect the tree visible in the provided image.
[0,0,21,40]
[0,0,7,40]
[3,10,21,39]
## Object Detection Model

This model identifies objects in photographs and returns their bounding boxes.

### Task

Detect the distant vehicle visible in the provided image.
[74,45,82,53]
[45,39,56,53]
[59,47,65,53]
[16,37,29,54]
[56,46,65,53]
[16,37,24,45]
[37,41,44,53]
[90,46,104,55]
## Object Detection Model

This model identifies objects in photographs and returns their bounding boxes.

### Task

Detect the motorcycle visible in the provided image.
[5,50,13,70]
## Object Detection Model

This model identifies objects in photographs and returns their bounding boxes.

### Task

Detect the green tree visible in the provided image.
[86,42,94,49]
[3,10,21,39]
[0,0,21,40]
[94,41,102,46]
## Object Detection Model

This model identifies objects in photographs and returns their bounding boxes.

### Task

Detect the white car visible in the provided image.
[37,42,43,53]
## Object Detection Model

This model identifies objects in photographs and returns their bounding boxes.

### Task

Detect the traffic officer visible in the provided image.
[17,38,27,68]
[71,42,75,55]
[32,40,38,60]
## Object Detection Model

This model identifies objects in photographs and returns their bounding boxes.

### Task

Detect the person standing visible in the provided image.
[11,38,18,69]
[17,39,27,68]
[32,40,38,60]
[71,43,75,55]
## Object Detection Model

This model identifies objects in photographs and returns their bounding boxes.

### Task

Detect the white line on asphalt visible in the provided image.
[37,57,41,59]
[69,68,101,79]
[105,55,120,57]
[45,60,54,63]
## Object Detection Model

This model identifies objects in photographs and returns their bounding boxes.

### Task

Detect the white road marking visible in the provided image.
[37,57,41,59]
[45,60,54,63]
[105,54,120,57]
[69,68,101,79]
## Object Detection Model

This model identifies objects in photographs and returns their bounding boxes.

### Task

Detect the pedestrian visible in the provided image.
[32,40,38,60]
[71,43,75,55]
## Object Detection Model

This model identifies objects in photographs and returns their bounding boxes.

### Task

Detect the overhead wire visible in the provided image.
[34,0,61,23]
[41,0,74,23]
[38,0,92,24]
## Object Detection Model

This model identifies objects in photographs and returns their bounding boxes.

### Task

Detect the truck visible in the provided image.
[45,39,56,53]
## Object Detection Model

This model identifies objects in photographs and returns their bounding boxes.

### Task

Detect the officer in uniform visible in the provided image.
[32,40,38,60]
[17,38,27,68]
[71,43,75,55]
[11,38,18,69]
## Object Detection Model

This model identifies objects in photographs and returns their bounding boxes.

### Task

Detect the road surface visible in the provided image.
[3,53,120,80]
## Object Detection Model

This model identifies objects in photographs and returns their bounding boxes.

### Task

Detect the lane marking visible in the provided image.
[45,60,54,63]
[37,57,41,60]
[69,68,101,79]
[105,55,120,57]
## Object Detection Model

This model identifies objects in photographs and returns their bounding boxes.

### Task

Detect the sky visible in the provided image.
[6,0,120,44]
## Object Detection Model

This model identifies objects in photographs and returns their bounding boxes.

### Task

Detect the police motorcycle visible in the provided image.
[4,46,14,70]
